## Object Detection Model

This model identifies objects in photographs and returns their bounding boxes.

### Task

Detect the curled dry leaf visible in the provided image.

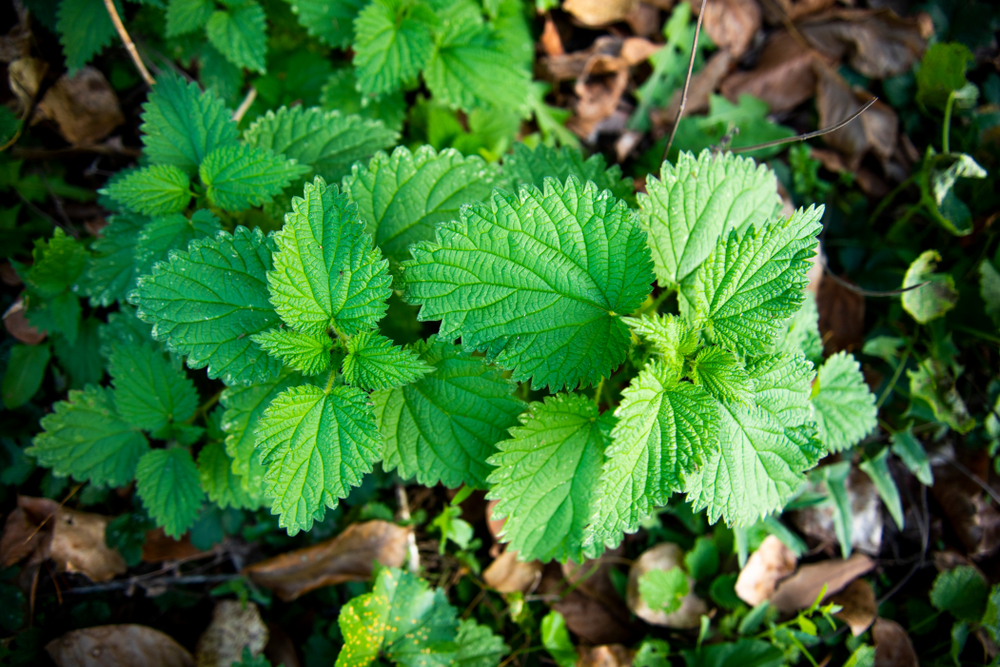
[543,552,633,645]
[541,15,565,56]
[769,553,875,614]
[697,0,762,58]
[568,70,630,142]
[624,2,661,38]
[562,0,638,27]
[627,543,707,629]
[7,56,47,113]
[195,600,269,667]
[483,549,543,594]
[51,507,127,582]
[798,9,929,80]
[0,496,58,568]
[3,298,47,344]
[36,67,125,146]
[761,0,837,24]
[931,457,1000,558]
[46,625,194,667]
[578,644,633,667]
[816,271,866,355]
[541,36,661,82]
[244,520,409,601]
[831,578,877,636]
[815,66,898,170]
[735,535,798,606]
[873,618,919,667]
[720,31,818,113]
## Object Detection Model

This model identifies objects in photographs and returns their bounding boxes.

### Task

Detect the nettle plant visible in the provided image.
[26,75,878,556]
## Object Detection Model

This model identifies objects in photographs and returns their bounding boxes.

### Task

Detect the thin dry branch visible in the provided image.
[102,0,155,86]
[232,87,258,123]
[732,97,880,153]
[662,0,708,162]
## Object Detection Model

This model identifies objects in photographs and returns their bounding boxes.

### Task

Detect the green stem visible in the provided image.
[324,369,337,394]
[869,173,917,224]
[942,90,955,154]
[188,389,223,424]
[593,378,605,407]
[876,348,911,410]
[637,289,672,317]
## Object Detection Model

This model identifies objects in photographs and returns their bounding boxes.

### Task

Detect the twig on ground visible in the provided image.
[396,484,420,573]
[732,97,879,154]
[102,0,155,87]
[232,88,258,124]
[662,0,707,162]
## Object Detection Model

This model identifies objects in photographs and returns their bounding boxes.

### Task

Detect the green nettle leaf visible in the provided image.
[342,331,430,390]
[352,0,435,96]
[625,313,699,378]
[588,362,718,548]
[255,384,382,534]
[268,178,391,337]
[916,42,975,110]
[930,566,989,622]
[501,142,632,204]
[57,0,117,71]
[345,145,497,266]
[908,359,974,433]
[336,567,458,667]
[288,0,366,48]
[109,342,199,433]
[487,393,612,563]
[811,351,877,452]
[321,67,408,132]
[206,1,268,73]
[28,386,149,488]
[80,213,147,307]
[140,72,240,174]
[890,427,933,486]
[454,618,507,667]
[979,260,1000,327]
[165,0,215,37]
[103,165,192,216]
[689,346,754,407]
[134,210,223,276]
[693,206,823,356]
[770,290,822,363]
[131,225,284,386]
[221,368,301,494]
[639,567,689,614]
[200,144,309,211]
[53,318,104,389]
[17,227,88,299]
[135,447,205,538]
[251,328,334,376]
[244,106,398,183]
[373,337,524,490]
[197,441,259,510]
[405,177,655,391]
[639,151,780,289]
[747,353,814,428]
[901,250,957,324]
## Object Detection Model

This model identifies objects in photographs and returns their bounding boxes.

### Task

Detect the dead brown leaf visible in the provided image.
[698,0,762,58]
[798,9,929,80]
[791,467,883,555]
[720,31,818,113]
[244,520,409,601]
[815,65,898,170]
[568,69,630,141]
[816,271,865,354]
[761,0,837,24]
[627,543,707,628]
[931,455,1000,557]
[658,50,733,122]
[831,579,877,636]
[50,507,127,582]
[3,298,46,344]
[543,554,633,645]
[770,553,875,614]
[195,601,268,667]
[541,15,565,56]
[36,67,124,146]
[0,496,58,568]
[7,57,47,113]
[563,0,638,26]
[873,618,919,667]
[46,625,194,667]
[624,2,662,38]
[735,535,797,606]
[142,528,202,562]
[553,591,633,646]
[578,644,633,667]
[264,624,301,667]
[483,550,543,594]
[541,37,660,82]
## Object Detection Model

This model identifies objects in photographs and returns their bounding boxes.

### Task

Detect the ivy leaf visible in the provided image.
[812,351,877,452]
[639,567,688,614]
[109,342,199,433]
[140,72,239,174]
[131,225,284,386]
[200,144,309,211]
[924,152,987,236]
[901,250,958,324]
[206,1,268,73]
[165,0,215,37]
[373,337,524,490]
[345,145,497,266]
[57,0,117,71]
[135,447,205,538]
[288,0,366,48]
[267,178,391,337]
[336,567,458,667]
[587,362,718,549]
[639,151,780,289]
[487,393,612,563]
[27,386,149,487]
[501,142,632,204]
[342,331,430,390]
[352,0,435,96]
[255,384,382,534]
[404,177,655,391]
[689,346,754,407]
[79,213,146,307]
[244,106,398,183]
[250,328,333,376]
[908,359,974,433]
[930,566,989,622]
[693,206,823,356]
[103,165,192,216]
[197,441,260,510]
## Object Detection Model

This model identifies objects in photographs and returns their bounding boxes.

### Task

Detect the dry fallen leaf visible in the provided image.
[699,0,762,58]
[541,36,660,82]
[659,50,733,122]
[578,644,633,667]
[483,549,543,594]
[568,69,630,142]
[627,543,707,629]
[0,496,58,568]
[624,2,661,38]
[873,618,919,667]
[761,0,837,23]
[541,14,565,56]
[46,625,194,667]
[720,31,818,113]
[542,554,633,645]
[263,624,301,667]
[735,535,798,606]
[563,0,638,26]
[36,67,124,146]
[3,298,46,344]
[769,553,875,614]
[553,591,633,646]
[815,66,898,170]
[195,601,269,667]
[142,528,203,563]
[7,57,47,113]
[50,507,127,582]
[931,456,1000,557]
[816,271,866,355]
[831,578,877,636]
[244,520,409,601]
